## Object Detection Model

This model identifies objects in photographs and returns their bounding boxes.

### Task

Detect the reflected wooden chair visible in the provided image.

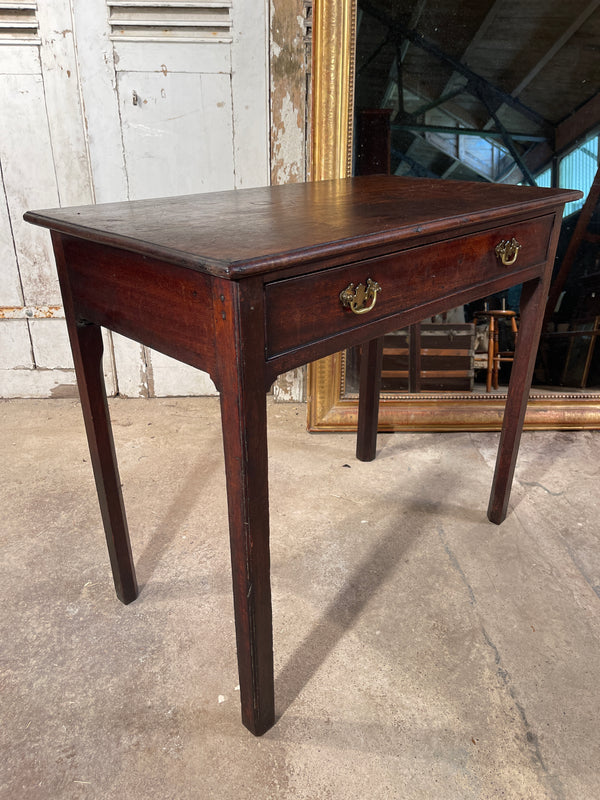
[474,310,519,392]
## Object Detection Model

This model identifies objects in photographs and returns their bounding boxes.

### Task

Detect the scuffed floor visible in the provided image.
[1,397,599,799]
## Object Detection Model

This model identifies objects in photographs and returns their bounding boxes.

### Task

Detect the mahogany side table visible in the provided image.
[25,176,580,735]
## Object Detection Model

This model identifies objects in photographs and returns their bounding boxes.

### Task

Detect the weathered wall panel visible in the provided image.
[0,368,78,399]
[111,334,150,398]
[0,180,22,307]
[28,319,73,370]
[270,0,310,186]
[0,74,60,306]
[0,320,33,370]
[270,0,311,401]
[231,1,270,189]
[1,0,308,399]
[117,70,236,199]
[0,1,103,398]
[150,350,218,397]
[0,46,39,75]
[36,2,93,207]
[113,42,232,75]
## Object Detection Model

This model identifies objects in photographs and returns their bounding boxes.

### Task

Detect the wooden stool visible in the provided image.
[475,310,519,392]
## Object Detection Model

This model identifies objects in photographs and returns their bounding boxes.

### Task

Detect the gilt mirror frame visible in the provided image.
[307,0,600,432]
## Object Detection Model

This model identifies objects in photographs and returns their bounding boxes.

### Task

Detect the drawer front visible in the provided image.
[265,215,553,358]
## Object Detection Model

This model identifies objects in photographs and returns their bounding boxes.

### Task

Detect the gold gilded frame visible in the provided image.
[307,0,600,431]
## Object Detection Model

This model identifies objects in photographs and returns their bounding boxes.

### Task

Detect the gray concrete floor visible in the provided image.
[1,397,599,800]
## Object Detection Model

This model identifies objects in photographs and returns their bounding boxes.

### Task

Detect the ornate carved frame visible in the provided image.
[307,0,600,431]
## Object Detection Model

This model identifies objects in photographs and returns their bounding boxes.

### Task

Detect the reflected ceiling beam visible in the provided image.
[391,147,438,178]
[511,0,600,98]
[356,33,390,76]
[405,78,482,128]
[392,123,546,142]
[476,86,537,184]
[448,0,505,67]
[390,82,510,182]
[556,92,600,152]
[515,91,600,181]
[434,0,506,123]
[410,87,464,117]
[441,161,463,179]
[478,2,600,146]
[382,0,428,109]
[517,142,554,180]
[360,0,550,129]
[399,0,428,62]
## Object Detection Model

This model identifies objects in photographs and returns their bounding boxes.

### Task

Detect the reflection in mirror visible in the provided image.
[343,0,600,402]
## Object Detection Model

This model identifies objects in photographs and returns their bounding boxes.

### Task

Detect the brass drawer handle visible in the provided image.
[495,238,521,266]
[339,278,382,314]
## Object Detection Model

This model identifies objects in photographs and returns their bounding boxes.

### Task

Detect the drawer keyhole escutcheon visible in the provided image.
[339,277,382,314]
[495,238,521,266]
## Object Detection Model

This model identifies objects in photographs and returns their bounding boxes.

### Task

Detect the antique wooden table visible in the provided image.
[25,176,580,735]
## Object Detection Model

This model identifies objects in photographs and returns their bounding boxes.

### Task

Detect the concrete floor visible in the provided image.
[1,397,599,800]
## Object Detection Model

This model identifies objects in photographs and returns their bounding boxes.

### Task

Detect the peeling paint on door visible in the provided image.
[270,0,312,401]
[1,0,308,399]
[270,0,310,186]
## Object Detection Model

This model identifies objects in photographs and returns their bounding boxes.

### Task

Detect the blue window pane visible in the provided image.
[559,135,598,216]
[536,168,551,188]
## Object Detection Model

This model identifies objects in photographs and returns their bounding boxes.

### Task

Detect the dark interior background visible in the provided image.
[351,0,600,392]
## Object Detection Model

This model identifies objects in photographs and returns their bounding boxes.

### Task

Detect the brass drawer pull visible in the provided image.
[495,238,521,266]
[339,278,381,314]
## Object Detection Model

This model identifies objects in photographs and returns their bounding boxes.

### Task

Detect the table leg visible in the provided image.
[68,321,138,604]
[487,277,547,524]
[408,323,422,393]
[215,280,274,736]
[356,337,384,462]
[52,232,137,604]
[219,382,274,735]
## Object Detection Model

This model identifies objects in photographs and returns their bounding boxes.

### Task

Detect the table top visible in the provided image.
[25,176,580,280]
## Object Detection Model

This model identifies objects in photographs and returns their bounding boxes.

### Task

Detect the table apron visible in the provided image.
[265,261,546,382]
[59,235,218,380]
[264,214,554,361]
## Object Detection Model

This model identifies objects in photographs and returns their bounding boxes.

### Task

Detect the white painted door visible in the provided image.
[0,0,102,397]
[0,0,270,397]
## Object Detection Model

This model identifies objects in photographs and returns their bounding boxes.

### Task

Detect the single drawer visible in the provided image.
[265,215,554,358]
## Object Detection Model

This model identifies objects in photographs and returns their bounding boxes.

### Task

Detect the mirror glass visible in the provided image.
[342,0,600,403]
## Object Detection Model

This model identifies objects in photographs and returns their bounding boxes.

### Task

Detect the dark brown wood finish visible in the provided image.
[60,236,218,380]
[408,324,422,393]
[356,337,384,462]
[25,176,580,736]
[212,276,275,735]
[265,214,553,358]
[26,177,573,279]
[51,232,138,605]
[487,210,564,523]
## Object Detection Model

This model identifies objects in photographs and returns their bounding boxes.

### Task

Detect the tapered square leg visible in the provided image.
[67,322,138,604]
[219,386,274,735]
[215,281,274,736]
[488,277,549,524]
[52,232,137,604]
[356,337,384,462]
